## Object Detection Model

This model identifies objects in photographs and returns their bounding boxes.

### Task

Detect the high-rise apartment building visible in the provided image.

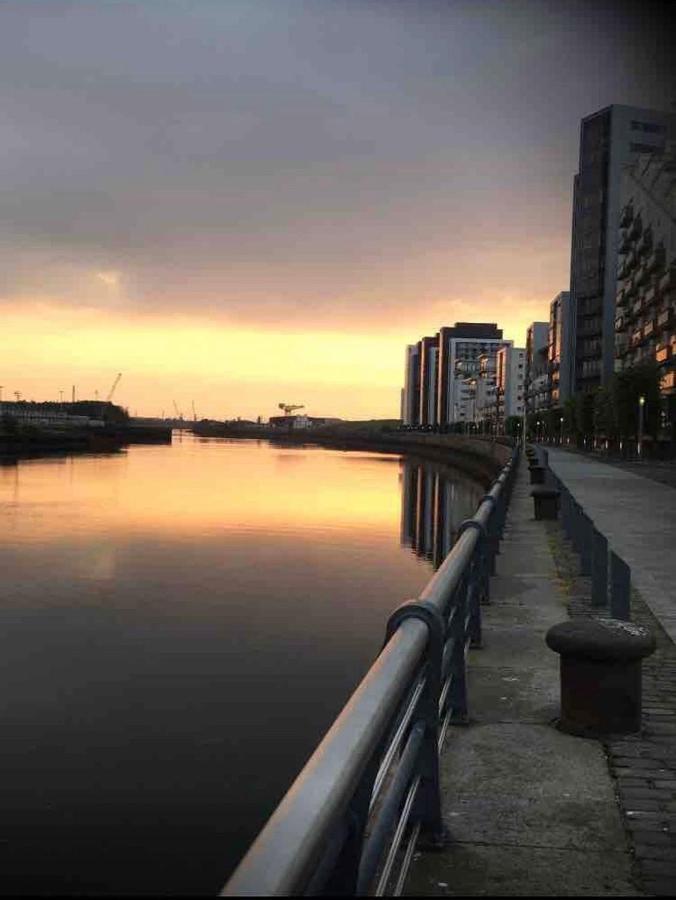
[496,345,526,423]
[548,291,574,407]
[401,322,508,427]
[570,104,673,393]
[525,322,549,413]
[402,344,421,425]
[437,323,507,426]
[419,335,439,426]
[615,144,676,417]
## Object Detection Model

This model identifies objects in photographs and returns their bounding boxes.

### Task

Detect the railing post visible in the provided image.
[579,512,593,576]
[591,527,609,608]
[385,600,445,846]
[610,552,631,621]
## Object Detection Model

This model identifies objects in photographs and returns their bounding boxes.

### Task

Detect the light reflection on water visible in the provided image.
[0,436,482,895]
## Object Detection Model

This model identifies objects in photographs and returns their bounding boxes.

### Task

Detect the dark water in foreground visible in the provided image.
[0,436,482,894]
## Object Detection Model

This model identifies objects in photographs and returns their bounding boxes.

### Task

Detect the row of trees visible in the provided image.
[504,361,667,451]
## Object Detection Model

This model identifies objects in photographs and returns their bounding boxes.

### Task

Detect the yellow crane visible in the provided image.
[278,403,304,415]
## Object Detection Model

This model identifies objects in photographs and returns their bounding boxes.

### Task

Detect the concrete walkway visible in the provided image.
[405,458,638,895]
[546,448,676,645]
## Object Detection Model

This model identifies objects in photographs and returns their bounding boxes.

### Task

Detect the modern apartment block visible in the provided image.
[496,345,526,423]
[402,323,509,427]
[570,104,674,393]
[419,335,439,426]
[437,323,508,426]
[401,344,420,425]
[525,322,549,413]
[548,291,574,407]
[615,144,676,413]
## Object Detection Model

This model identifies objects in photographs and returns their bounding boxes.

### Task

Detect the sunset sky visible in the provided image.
[1,0,673,420]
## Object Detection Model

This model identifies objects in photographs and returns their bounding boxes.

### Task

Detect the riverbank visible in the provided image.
[192,421,513,487]
[0,423,172,462]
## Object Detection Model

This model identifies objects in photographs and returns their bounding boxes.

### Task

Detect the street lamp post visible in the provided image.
[559,415,564,446]
[638,394,645,458]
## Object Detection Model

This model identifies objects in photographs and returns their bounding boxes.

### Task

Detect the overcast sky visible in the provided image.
[1,0,674,417]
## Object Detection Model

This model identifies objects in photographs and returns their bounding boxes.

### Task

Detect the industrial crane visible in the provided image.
[173,400,183,420]
[106,372,122,403]
[278,403,304,415]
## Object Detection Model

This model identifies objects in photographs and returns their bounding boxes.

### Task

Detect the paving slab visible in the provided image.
[404,459,638,896]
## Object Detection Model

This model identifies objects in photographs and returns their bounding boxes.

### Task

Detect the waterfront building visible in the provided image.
[525,322,549,413]
[473,353,498,427]
[614,143,676,420]
[401,322,509,427]
[401,344,421,425]
[419,335,439,426]
[548,292,574,408]
[437,323,507,426]
[496,345,526,425]
[569,104,674,394]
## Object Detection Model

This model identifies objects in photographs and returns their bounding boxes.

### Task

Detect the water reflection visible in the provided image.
[401,458,481,568]
[0,439,482,895]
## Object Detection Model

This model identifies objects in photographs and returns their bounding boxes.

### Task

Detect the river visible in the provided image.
[0,435,483,895]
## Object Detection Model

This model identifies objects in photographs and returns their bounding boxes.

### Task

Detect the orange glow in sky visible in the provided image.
[2,298,550,420]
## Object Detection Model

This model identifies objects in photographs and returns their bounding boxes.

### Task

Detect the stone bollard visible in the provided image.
[545,619,656,736]
[529,464,546,485]
[531,485,560,520]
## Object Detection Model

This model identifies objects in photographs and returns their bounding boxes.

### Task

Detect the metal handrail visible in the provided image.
[222,446,519,897]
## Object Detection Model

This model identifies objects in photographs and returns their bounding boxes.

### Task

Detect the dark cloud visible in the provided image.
[1,0,673,328]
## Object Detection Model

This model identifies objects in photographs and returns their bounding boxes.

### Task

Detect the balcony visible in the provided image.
[632,298,643,318]
[644,285,656,307]
[615,315,625,332]
[630,329,643,347]
[660,371,676,393]
[657,308,674,329]
[636,264,651,287]
[656,343,672,364]
[615,335,629,356]
[644,319,655,340]
[658,269,676,295]
[637,226,653,257]
[624,250,638,273]
[619,203,634,229]
[618,232,632,255]
[646,244,666,274]
[629,214,643,241]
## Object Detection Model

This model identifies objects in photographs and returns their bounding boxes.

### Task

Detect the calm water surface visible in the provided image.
[0,436,482,894]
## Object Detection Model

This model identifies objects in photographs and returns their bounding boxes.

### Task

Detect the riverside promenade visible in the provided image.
[404,456,638,896]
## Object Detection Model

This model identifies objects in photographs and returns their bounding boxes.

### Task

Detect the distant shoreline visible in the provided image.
[190,423,512,487]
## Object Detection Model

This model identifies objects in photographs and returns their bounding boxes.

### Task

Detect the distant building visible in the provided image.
[473,353,498,426]
[525,322,549,413]
[496,345,526,424]
[438,323,507,427]
[419,335,439,426]
[548,291,574,408]
[614,143,676,419]
[0,401,103,427]
[569,104,674,393]
[401,343,421,425]
[268,415,342,430]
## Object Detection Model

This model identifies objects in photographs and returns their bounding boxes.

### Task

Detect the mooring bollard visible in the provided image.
[530,485,560,520]
[545,618,656,736]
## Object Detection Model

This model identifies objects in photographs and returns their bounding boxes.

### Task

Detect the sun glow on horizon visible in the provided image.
[3,299,545,419]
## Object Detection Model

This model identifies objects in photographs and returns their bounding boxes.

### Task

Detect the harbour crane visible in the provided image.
[278,403,305,415]
[192,400,197,422]
[106,372,122,403]
[173,400,183,420]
